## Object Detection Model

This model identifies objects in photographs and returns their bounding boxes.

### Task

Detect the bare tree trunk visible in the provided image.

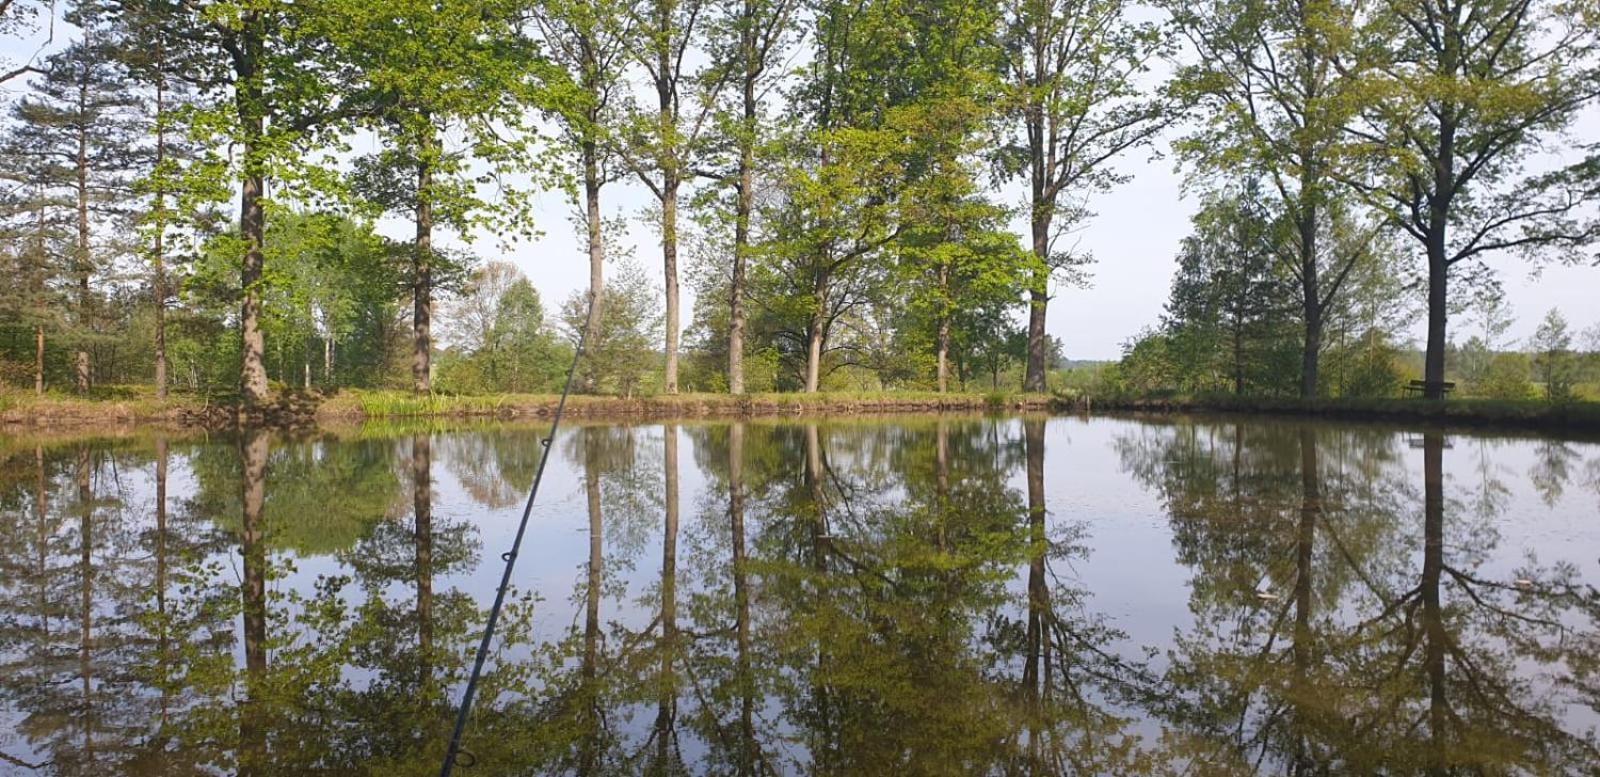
[583,142,606,363]
[1297,205,1321,398]
[75,74,92,395]
[239,165,268,406]
[35,324,45,396]
[663,183,680,395]
[729,6,757,395]
[153,66,169,400]
[1024,190,1052,393]
[237,25,270,407]
[413,130,435,396]
[655,9,681,396]
[804,271,828,393]
[936,264,951,393]
[1423,248,1449,399]
[1422,71,1458,400]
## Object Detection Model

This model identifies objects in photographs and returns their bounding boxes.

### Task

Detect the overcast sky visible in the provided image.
[5,18,1597,361]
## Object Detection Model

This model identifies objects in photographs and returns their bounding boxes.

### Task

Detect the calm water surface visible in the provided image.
[2,415,1599,775]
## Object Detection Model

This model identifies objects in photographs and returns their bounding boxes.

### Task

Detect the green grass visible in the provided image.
[324,388,1055,419]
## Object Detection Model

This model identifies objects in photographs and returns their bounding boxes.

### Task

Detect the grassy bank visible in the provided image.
[1091,394,1600,433]
[1,388,1053,429]
[0,390,213,429]
[319,389,1053,421]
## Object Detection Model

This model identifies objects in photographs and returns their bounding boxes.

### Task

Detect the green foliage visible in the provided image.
[561,259,662,397]
[1531,309,1578,402]
[1479,353,1535,401]
[437,267,571,394]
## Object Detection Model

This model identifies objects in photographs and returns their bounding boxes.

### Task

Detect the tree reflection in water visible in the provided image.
[1117,420,1600,774]
[1,418,1597,774]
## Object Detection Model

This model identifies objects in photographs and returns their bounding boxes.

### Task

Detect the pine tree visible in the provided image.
[5,32,141,392]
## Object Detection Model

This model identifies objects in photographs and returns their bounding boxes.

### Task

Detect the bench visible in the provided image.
[1402,380,1455,398]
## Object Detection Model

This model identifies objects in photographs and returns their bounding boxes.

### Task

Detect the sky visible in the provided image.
[5,14,1598,362]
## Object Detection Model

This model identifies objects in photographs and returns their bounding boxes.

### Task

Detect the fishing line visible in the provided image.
[440,290,595,777]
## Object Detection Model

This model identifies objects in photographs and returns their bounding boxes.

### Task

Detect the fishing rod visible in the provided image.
[439,290,595,777]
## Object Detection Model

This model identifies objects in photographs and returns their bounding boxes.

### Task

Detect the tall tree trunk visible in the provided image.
[237,22,269,407]
[663,180,680,395]
[656,6,681,396]
[1024,181,1052,393]
[1423,245,1449,399]
[413,129,435,396]
[323,337,332,387]
[75,73,91,394]
[804,270,828,393]
[238,430,269,777]
[1298,206,1321,398]
[1232,320,1245,395]
[238,159,269,405]
[583,141,606,365]
[1422,46,1459,400]
[936,266,951,394]
[35,324,45,396]
[729,7,757,395]
[152,66,169,400]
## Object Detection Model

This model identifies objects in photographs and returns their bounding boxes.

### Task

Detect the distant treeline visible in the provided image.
[1,0,1597,401]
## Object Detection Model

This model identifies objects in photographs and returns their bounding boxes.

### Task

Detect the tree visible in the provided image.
[998,0,1168,393]
[442,261,524,357]
[116,3,217,400]
[1166,0,1371,398]
[5,34,141,393]
[331,0,546,396]
[1531,308,1576,401]
[488,279,569,392]
[110,0,350,407]
[894,105,1032,392]
[529,0,635,371]
[1344,0,1600,398]
[616,0,725,394]
[701,0,798,393]
[0,159,71,394]
[440,262,569,392]
[1163,186,1298,395]
[561,258,662,397]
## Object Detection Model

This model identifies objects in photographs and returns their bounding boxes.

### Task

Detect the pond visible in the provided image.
[2,415,1599,775]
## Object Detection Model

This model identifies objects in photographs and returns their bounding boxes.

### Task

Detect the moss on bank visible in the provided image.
[1088,393,1600,433]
